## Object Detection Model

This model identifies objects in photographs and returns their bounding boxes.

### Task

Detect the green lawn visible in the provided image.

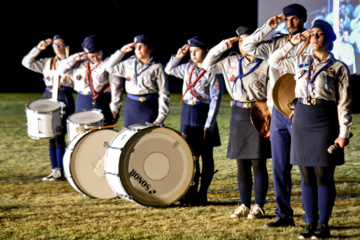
[0,93,359,239]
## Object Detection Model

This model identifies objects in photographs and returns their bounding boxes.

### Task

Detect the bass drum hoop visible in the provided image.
[107,124,195,207]
[63,129,118,199]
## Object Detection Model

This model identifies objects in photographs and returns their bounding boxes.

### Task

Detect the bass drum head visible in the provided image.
[119,125,194,207]
[68,110,104,124]
[26,99,60,113]
[68,129,118,199]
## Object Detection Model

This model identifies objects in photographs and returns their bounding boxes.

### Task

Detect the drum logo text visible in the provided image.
[129,169,156,194]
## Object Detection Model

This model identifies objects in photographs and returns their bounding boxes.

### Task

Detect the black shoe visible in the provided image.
[265,217,295,228]
[298,222,316,239]
[312,222,330,239]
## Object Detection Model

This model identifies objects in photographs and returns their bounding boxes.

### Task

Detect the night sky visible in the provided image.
[5,0,258,93]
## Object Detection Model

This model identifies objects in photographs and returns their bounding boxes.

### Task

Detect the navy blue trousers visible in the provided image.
[269,107,293,220]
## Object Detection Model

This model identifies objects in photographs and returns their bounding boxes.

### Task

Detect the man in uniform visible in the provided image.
[242,3,313,227]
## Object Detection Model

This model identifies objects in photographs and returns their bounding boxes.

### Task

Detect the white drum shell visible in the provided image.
[104,124,194,207]
[25,99,62,139]
[63,129,118,199]
[66,110,104,143]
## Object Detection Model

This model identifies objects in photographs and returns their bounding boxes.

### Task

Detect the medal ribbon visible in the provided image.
[180,67,206,102]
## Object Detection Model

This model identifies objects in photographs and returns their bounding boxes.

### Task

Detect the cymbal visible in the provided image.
[250,100,271,139]
[272,73,296,117]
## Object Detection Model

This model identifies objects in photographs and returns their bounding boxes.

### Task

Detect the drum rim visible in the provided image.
[26,98,61,113]
[118,124,195,207]
[67,110,104,124]
[65,128,119,199]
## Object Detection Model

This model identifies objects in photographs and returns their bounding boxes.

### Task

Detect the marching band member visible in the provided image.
[58,35,121,125]
[165,36,224,206]
[242,3,313,227]
[104,35,170,127]
[202,27,271,219]
[268,19,352,239]
[22,34,75,181]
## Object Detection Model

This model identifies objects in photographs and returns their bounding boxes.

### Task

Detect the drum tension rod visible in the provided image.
[103,170,120,177]
[103,141,123,151]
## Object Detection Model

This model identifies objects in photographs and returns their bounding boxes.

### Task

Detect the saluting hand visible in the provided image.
[290,30,311,45]
[74,52,87,61]
[121,42,137,53]
[37,38,52,50]
[267,14,285,29]
[176,44,189,59]
[225,37,240,48]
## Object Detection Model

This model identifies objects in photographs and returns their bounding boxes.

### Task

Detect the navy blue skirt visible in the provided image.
[123,95,159,127]
[181,102,221,147]
[290,100,344,166]
[227,105,271,159]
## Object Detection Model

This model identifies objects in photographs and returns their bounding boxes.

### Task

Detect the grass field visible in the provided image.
[0,92,359,240]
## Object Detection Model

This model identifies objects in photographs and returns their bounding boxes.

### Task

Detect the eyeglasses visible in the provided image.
[52,43,64,47]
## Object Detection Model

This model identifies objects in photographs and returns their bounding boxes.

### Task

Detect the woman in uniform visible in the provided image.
[58,35,121,126]
[268,19,352,239]
[22,34,75,181]
[104,34,170,127]
[202,27,271,219]
[164,36,224,206]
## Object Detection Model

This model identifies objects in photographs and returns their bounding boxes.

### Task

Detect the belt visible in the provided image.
[183,100,204,105]
[231,100,255,108]
[127,93,158,102]
[46,86,72,92]
[298,98,329,106]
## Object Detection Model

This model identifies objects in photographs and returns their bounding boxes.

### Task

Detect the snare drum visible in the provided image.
[104,124,195,207]
[25,99,62,139]
[66,110,104,142]
[63,129,118,199]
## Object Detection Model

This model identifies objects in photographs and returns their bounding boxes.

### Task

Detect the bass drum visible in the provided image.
[25,99,62,139]
[63,129,118,199]
[104,124,194,207]
[66,110,104,143]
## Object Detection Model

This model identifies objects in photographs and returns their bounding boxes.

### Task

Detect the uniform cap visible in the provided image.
[312,19,337,42]
[283,3,307,20]
[187,36,208,50]
[81,35,101,53]
[134,34,152,47]
[235,26,254,36]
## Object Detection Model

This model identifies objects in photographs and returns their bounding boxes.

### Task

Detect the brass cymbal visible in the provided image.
[250,100,271,139]
[272,73,296,117]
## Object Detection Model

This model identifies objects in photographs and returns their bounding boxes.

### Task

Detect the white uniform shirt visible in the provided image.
[104,50,170,123]
[165,55,223,130]
[58,55,121,114]
[22,47,73,88]
[202,40,269,102]
[268,41,352,138]
[242,23,313,112]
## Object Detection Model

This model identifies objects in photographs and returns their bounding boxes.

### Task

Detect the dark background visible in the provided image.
[4,0,359,113]
[5,0,258,93]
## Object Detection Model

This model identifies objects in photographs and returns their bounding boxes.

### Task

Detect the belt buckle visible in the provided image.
[243,102,252,108]
[83,91,89,96]
[139,97,146,102]
[188,100,196,105]
[310,99,317,105]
